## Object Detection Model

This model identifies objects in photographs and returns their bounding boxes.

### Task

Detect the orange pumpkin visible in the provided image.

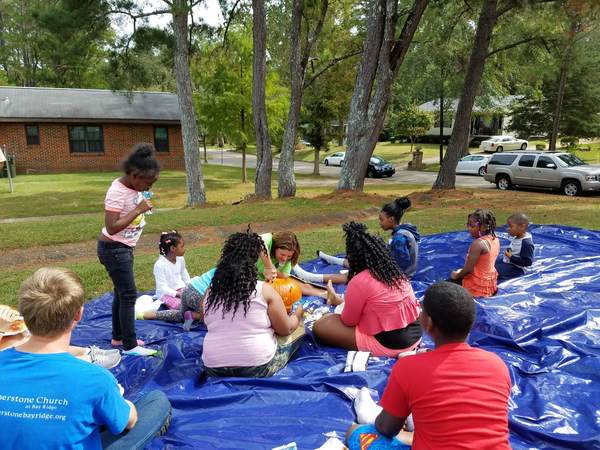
[272,278,302,312]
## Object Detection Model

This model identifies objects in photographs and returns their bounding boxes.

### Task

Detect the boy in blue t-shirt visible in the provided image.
[0,267,171,449]
[495,213,535,282]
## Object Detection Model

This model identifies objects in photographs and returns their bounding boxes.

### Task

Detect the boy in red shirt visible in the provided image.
[347,281,511,450]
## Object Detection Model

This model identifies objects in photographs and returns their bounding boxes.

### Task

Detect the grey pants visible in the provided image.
[155,284,203,323]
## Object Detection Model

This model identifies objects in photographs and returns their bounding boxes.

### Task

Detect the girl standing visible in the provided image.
[97,143,159,356]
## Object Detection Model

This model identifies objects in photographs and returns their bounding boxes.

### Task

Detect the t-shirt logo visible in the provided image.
[359,433,378,449]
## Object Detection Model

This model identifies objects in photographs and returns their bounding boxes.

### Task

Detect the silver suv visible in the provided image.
[483,151,600,196]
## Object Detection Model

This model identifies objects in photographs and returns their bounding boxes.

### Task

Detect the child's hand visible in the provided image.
[450,269,461,280]
[136,198,153,214]
[504,249,512,258]
[263,266,277,282]
[293,304,304,320]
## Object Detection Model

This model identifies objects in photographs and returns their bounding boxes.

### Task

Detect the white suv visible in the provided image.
[483,151,600,196]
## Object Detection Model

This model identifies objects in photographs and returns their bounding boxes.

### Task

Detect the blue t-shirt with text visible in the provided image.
[0,348,130,450]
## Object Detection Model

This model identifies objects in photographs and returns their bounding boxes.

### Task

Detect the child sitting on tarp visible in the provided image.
[202,230,305,378]
[495,213,535,282]
[449,209,499,298]
[153,230,191,310]
[346,282,511,450]
[312,222,422,358]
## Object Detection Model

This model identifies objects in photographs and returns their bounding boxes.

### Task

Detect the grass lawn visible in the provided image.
[0,164,598,307]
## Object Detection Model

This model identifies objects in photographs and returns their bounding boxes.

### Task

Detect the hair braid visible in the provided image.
[205,231,267,319]
[343,221,405,288]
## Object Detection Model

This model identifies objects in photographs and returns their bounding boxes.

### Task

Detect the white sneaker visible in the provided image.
[88,346,122,369]
[123,346,158,357]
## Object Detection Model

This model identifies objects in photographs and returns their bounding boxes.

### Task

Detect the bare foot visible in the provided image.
[326,280,343,306]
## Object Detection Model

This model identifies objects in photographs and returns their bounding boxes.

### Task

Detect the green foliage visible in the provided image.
[0,0,112,87]
[387,104,434,150]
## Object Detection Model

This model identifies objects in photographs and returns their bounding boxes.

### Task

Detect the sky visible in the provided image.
[114,0,224,35]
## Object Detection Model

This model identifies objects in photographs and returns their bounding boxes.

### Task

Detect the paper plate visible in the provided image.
[0,319,27,336]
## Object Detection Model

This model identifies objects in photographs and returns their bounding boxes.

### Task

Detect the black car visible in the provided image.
[367,156,396,178]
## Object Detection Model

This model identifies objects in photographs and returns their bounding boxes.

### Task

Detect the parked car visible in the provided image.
[483,151,600,196]
[323,151,345,166]
[480,136,528,152]
[367,156,396,178]
[456,154,491,176]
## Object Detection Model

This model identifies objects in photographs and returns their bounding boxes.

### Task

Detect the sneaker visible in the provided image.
[111,339,145,347]
[123,346,158,357]
[88,346,122,369]
[183,311,195,332]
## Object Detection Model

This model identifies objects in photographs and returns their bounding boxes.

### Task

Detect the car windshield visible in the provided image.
[557,154,586,167]
[370,156,385,164]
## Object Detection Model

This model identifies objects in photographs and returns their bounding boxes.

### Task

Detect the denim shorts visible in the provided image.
[205,326,305,378]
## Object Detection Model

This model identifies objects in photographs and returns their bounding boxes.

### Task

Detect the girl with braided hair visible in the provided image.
[152,230,190,310]
[313,222,422,358]
[450,209,499,297]
[202,230,305,377]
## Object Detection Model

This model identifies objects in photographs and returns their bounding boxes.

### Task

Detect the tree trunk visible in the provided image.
[277,0,303,198]
[278,0,328,198]
[172,0,206,205]
[433,0,497,190]
[242,143,248,183]
[337,0,428,191]
[252,0,272,198]
[313,148,321,175]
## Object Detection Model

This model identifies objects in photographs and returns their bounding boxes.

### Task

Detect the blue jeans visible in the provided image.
[495,261,525,282]
[97,240,138,350]
[101,390,171,450]
[206,326,305,378]
[348,424,411,450]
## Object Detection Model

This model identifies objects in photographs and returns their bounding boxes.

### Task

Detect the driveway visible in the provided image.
[204,149,492,189]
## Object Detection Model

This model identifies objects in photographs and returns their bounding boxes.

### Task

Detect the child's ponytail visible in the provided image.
[159,230,183,256]
[122,143,161,176]
[381,196,412,224]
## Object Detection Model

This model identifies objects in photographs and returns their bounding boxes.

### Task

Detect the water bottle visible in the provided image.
[142,191,153,214]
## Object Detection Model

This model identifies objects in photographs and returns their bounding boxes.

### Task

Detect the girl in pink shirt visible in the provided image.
[97,143,160,356]
[313,222,422,357]
[202,230,305,377]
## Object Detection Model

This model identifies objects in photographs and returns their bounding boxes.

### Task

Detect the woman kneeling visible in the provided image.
[313,222,421,357]
[202,230,305,377]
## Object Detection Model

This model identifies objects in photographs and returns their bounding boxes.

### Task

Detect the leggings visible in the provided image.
[154,284,203,323]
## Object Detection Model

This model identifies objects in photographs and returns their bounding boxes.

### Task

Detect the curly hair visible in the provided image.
[343,221,405,288]
[205,230,267,319]
[158,230,182,256]
[271,231,300,266]
[468,208,497,237]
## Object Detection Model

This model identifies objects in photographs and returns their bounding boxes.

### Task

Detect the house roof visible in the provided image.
[418,95,519,113]
[0,86,181,123]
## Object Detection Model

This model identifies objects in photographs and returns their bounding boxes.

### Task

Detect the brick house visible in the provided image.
[0,86,185,174]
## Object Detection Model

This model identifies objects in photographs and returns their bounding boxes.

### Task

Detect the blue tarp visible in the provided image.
[72,224,600,449]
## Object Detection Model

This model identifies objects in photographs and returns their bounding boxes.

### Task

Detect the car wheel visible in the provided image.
[324,160,329,166]
[367,169,374,178]
[340,160,345,166]
[520,143,527,150]
[562,180,582,196]
[478,166,485,176]
[496,146,503,153]
[496,175,512,190]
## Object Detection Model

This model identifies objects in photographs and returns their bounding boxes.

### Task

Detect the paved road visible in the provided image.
[205,149,493,189]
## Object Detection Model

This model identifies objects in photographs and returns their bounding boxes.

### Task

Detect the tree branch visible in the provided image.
[221,0,242,47]
[487,36,538,57]
[303,49,362,89]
